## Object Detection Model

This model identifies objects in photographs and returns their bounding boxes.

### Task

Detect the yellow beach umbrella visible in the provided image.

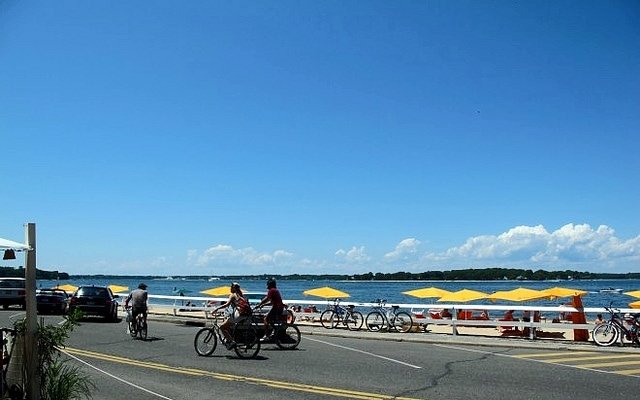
[108,285,129,294]
[487,287,549,302]
[201,286,232,296]
[437,289,488,303]
[303,286,350,299]
[403,287,452,299]
[629,301,640,309]
[54,284,78,293]
[624,290,640,299]
[540,287,587,299]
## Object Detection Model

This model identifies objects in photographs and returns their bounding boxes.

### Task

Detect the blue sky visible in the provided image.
[1,1,639,276]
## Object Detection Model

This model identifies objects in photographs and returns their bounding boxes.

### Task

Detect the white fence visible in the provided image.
[145,294,638,340]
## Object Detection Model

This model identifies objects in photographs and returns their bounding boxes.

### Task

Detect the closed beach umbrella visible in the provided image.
[200,286,232,296]
[403,287,452,299]
[54,284,78,293]
[303,286,350,299]
[487,287,549,302]
[108,285,129,294]
[624,290,640,299]
[437,289,488,303]
[540,287,587,299]
[629,301,640,309]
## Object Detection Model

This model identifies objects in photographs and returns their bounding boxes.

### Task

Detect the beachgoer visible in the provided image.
[125,283,149,327]
[594,314,604,325]
[210,282,246,349]
[256,278,285,341]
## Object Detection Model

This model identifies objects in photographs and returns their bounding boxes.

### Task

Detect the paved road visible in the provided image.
[2,311,639,399]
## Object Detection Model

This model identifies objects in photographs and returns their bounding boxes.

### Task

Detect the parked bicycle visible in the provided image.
[365,299,413,333]
[194,315,261,359]
[592,305,640,347]
[126,307,148,340]
[320,299,364,331]
[1,327,21,400]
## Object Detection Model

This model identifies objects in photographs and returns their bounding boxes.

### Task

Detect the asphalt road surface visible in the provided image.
[2,310,639,399]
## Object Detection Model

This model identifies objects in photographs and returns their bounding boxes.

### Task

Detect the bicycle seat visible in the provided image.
[391,305,399,310]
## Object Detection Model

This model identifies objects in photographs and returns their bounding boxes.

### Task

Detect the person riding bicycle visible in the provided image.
[125,283,148,327]
[256,278,284,341]
[210,282,247,349]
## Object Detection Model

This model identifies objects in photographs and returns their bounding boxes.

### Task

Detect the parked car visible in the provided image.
[0,277,26,309]
[68,286,119,321]
[36,288,69,314]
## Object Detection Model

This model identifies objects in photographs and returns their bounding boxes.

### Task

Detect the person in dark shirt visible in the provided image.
[256,278,284,340]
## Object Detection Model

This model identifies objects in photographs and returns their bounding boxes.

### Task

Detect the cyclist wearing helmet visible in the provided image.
[211,282,246,349]
[257,278,284,340]
[125,283,148,326]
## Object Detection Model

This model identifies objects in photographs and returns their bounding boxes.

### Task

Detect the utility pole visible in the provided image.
[24,223,40,400]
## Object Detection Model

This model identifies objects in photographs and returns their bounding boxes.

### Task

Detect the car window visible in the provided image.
[0,279,25,288]
[77,287,108,297]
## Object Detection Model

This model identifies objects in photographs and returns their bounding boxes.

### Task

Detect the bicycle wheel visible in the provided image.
[592,323,619,346]
[139,319,148,340]
[345,311,364,331]
[320,310,337,329]
[275,324,301,350]
[233,325,261,359]
[194,327,218,356]
[391,312,413,333]
[365,311,385,332]
[128,321,137,338]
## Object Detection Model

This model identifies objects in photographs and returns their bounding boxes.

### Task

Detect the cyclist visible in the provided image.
[125,283,148,328]
[256,278,284,341]
[210,282,247,349]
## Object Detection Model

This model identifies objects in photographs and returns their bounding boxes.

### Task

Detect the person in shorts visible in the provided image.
[125,283,148,325]
[211,282,246,349]
[257,278,284,340]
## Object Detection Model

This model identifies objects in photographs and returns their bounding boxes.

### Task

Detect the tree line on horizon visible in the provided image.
[65,268,640,281]
[2,266,638,281]
[0,266,69,280]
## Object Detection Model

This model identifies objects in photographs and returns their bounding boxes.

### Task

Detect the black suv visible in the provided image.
[69,286,119,321]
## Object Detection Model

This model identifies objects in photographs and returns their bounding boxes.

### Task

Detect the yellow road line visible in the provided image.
[538,354,640,363]
[512,351,595,358]
[64,347,421,400]
[577,360,640,368]
[615,369,640,376]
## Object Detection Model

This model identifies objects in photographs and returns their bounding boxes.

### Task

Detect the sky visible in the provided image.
[1,1,639,276]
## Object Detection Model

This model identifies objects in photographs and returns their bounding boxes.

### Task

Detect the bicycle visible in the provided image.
[319,299,364,331]
[592,305,640,347]
[126,307,148,340]
[365,299,413,333]
[1,327,22,400]
[194,315,261,359]
[254,308,301,350]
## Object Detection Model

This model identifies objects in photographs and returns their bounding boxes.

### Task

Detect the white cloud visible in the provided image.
[193,244,295,268]
[335,246,370,263]
[384,238,421,262]
[432,223,640,268]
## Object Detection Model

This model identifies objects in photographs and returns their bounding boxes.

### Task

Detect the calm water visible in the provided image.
[37,278,640,309]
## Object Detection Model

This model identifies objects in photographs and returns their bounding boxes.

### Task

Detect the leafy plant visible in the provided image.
[14,308,95,400]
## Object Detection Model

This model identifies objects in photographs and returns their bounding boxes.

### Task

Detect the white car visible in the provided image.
[0,277,26,309]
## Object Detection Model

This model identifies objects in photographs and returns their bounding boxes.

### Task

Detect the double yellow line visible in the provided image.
[64,347,421,400]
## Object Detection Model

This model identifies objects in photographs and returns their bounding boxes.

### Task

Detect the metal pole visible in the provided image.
[24,223,40,400]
